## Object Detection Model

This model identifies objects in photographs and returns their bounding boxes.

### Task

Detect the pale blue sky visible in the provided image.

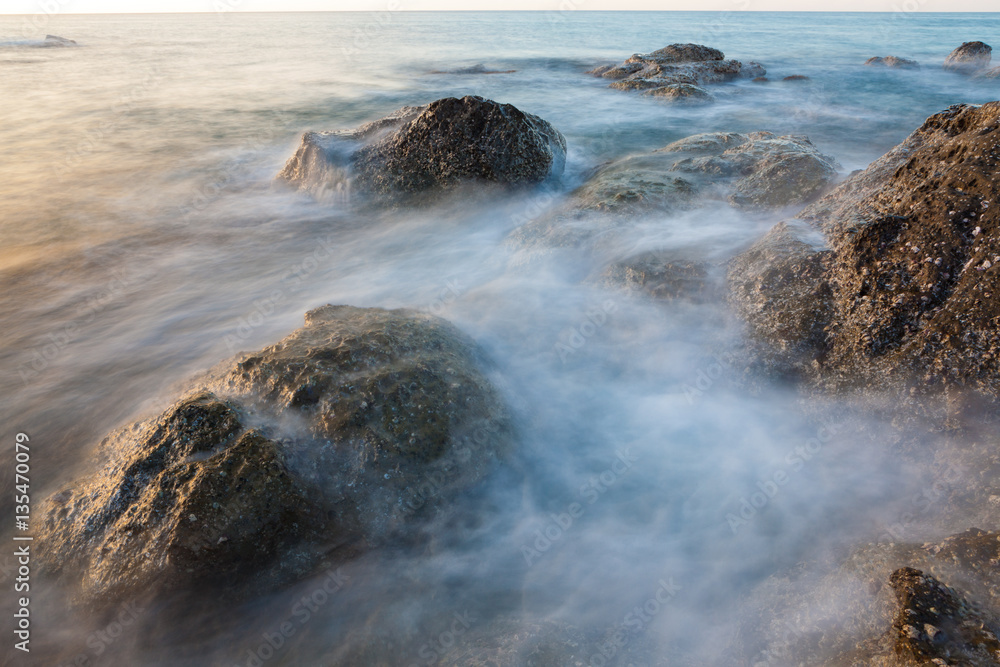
[1,0,996,12]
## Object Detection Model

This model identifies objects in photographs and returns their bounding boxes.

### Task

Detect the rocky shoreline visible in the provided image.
[35,39,1000,665]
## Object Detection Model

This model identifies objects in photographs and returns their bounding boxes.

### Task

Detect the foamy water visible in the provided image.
[1,10,999,666]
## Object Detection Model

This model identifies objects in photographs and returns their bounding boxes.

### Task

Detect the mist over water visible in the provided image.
[2,10,999,666]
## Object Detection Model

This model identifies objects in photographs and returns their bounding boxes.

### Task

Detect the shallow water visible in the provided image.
[1,10,999,666]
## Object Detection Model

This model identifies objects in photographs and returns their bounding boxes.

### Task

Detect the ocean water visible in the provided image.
[1,10,999,666]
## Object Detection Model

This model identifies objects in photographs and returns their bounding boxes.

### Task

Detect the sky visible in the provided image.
[0,0,997,12]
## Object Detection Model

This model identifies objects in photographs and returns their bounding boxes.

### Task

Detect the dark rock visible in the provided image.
[729,102,1000,400]
[782,75,810,81]
[752,76,769,83]
[37,306,512,607]
[278,96,566,200]
[587,43,765,93]
[944,41,992,74]
[643,83,714,104]
[890,567,1000,665]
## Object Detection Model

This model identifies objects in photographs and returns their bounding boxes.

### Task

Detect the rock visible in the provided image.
[643,83,715,104]
[508,130,838,263]
[865,56,920,69]
[37,305,512,607]
[667,131,841,210]
[430,64,516,75]
[42,35,77,46]
[278,96,566,200]
[588,43,765,93]
[974,66,1000,79]
[648,43,725,62]
[595,250,713,302]
[730,528,1000,666]
[944,41,992,74]
[727,220,834,377]
[729,102,1000,401]
[890,567,1000,665]
[782,74,810,81]
[752,76,769,83]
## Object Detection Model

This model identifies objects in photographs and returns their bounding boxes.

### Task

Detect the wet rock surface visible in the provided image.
[728,102,1000,399]
[587,43,764,98]
[642,83,714,104]
[944,41,992,74]
[37,305,512,607]
[278,96,566,200]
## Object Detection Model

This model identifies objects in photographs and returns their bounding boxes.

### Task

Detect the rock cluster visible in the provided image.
[586,43,765,102]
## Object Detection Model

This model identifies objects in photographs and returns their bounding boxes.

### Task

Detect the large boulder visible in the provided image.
[278,96,567,200]
[728,102,1000,401]
[587,43,765,97]
[943,41,992,74]
[37,305,512,606]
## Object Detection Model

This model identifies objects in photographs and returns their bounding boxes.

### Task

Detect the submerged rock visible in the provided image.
[278,96,566,200]
[782,74,810,81]
[587,43,764,97]
[944,41,992,74]
[37,305,512,606]
[42,35,77,46]
[430,63,517,75]
[728,102,1000,400]
[595,250,713,302]
[975,65,1000,80]
[865,55,920,69]
[508,130,839,268]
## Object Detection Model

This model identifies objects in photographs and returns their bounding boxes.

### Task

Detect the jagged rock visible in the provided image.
[865,56,920,69]
[944,41,992,74]
[37,306,513,607]
[728,102,1000,399]
[278,96,566,200]
[587,43,764,93]
[890,567,1000,665]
